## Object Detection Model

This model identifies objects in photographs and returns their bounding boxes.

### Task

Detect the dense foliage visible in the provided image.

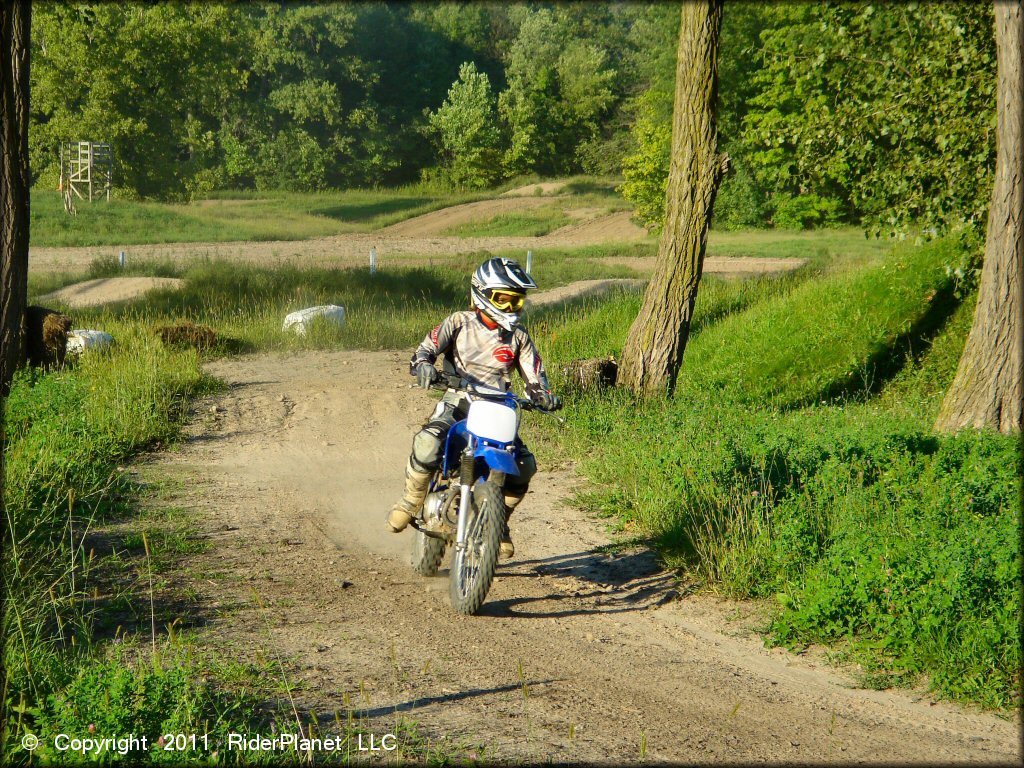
[619,2,997,233]
[31,2,999,231]
[30,2,653,199]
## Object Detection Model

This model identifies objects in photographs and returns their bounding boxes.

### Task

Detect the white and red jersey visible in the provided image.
[411,311,550,394]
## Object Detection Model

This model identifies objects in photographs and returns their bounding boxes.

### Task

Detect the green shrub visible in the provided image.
[23,648,263,764]
[772,193,844,230]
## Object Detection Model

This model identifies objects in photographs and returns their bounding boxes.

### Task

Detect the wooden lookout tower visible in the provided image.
[59,141,113,214]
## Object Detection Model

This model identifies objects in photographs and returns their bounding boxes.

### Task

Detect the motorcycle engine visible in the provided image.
[421,486,458,536]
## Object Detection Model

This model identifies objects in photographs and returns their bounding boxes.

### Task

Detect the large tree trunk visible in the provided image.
[618,1,726,397]
[1,0,31,743]
[2,1,30,394]
[935,0,1022,434]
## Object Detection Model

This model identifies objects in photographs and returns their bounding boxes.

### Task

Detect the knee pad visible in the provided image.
[411,421,448,471]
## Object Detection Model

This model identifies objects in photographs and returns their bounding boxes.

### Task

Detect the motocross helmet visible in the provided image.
[471,257,537,331]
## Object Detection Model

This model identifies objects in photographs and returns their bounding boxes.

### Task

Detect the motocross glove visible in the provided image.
[415,362,439,389]
[531,389,562,411]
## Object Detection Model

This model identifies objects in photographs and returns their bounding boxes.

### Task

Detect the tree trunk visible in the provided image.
[1,0,30,394]
[618,1,726,397]
[935,0,1022,434]
[1,0,30,743]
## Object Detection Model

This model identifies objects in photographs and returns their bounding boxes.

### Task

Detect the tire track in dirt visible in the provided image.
[141,348,1019,764]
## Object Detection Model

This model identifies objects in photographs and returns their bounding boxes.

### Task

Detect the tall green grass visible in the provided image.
[37,252,644,356]
[528,234,1020,709]
[1,327,247,758]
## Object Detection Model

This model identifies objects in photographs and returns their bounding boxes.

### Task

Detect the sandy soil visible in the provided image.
[529,279,644,308]
[608,255,809,277]
[138,348,1020,764]
[38,277,184,308]
[547,211,649,241]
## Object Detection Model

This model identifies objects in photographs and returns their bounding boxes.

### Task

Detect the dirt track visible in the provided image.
[28,201,648,276]
[140,348,1020,764]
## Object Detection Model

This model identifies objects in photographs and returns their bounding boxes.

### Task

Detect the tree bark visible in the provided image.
[935,0,1022,434]
[1,0,30,395]
[1,0,30,742]
[618,1,726,397]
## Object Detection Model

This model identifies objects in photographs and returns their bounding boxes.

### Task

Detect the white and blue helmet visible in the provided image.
[471,257,537,331]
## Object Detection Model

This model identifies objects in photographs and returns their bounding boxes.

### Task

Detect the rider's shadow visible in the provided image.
[468,548,682,620]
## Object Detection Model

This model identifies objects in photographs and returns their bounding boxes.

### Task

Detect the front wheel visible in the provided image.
[448,481,503,615]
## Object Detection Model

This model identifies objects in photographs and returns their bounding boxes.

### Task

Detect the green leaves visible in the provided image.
[426,62,501,190]
[621,2,997,234]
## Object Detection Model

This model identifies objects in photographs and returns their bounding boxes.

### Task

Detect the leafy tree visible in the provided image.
[498,6,616,176]
[427,62,501,190]
[619,88,673,228]
[742,1,996,234]
[619,1,728,397]
[620,2,769,230]
[30,4,244,199]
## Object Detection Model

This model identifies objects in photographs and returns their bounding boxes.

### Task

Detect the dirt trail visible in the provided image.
[38,277,184,308]
[143,348,1019,764]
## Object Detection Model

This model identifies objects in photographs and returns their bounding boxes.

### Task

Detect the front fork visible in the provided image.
[454,444,474,550]
[454,439,505,551]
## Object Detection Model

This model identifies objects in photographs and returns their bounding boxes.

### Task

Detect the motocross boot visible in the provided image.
[499,491,525,559]
[386,461,432,532]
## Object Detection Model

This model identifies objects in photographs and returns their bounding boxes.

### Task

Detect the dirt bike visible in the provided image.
[410,374,561,615]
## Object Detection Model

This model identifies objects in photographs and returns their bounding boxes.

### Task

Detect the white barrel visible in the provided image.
[466,400,517,443]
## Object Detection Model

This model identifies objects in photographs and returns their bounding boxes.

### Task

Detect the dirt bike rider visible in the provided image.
[386,256,562,559]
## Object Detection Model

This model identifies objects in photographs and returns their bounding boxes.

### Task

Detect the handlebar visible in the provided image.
[427,372,564,422]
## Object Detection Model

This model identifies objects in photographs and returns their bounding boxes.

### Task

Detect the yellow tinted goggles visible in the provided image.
[489,290,526,312]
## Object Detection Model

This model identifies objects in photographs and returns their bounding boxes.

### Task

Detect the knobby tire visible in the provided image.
[448,480,503,615]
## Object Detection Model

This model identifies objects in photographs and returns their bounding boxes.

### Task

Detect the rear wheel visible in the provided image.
[412,529,446,576]
[448,480,503,615]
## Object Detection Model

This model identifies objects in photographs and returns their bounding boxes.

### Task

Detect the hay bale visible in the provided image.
[561,355,618,391]
[154,321,217,351]
[25,305,72,369]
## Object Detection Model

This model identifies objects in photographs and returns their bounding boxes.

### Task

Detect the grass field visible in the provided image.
[30,186,493,247]
[30,175,632,248]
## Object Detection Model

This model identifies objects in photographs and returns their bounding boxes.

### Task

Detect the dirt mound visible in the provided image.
[38,277,184,308]
[379,197,553,237]
[500,180,570,197]
[548,210,649,242]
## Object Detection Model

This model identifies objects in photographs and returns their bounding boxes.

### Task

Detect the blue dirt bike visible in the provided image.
[410,375,561,615]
